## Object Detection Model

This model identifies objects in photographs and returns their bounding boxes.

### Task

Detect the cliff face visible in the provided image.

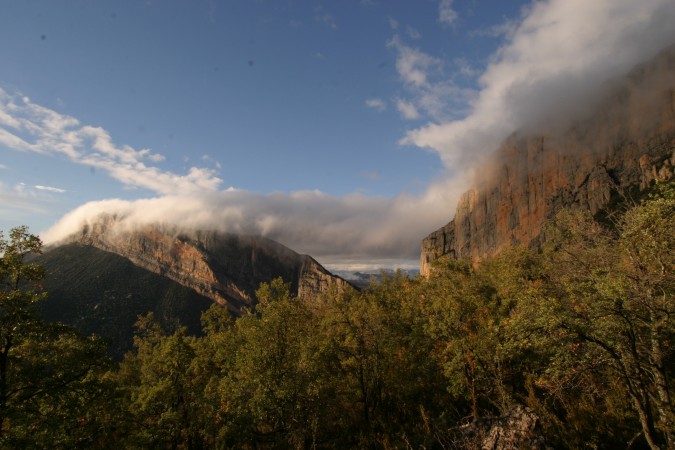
[37,243,214,358]
[62,216,351,314]
[421,45,675,276]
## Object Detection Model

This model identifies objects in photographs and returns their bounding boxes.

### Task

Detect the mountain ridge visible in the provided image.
[37,217,352,356]
[57,214,352,313]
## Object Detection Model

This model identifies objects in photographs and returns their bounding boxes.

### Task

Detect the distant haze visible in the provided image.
[4,0,675,270]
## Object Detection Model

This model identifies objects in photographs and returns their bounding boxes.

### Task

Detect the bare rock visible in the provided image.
[62,215,351,314]
[421,44,675,276]
[481,406,548,450]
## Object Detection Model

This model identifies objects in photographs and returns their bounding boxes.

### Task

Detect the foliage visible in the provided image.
[4,182,674,448]
[0,226,117,448]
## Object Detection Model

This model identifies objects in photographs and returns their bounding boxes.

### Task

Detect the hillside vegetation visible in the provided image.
[0,181,673,449]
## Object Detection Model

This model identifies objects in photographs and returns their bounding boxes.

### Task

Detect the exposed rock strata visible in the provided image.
[62,216,351,314]
[421,44,675,276]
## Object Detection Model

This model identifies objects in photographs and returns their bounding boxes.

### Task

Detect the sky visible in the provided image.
[1,0,675,271]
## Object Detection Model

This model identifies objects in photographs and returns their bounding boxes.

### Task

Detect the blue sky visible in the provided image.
[2,0,674,270]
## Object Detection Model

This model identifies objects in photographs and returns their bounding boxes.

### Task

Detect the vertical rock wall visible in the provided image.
[421,45,675,276]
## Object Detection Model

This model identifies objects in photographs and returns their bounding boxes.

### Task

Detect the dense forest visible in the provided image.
[0,181,673,449]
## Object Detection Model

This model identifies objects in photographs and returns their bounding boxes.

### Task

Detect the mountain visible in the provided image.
[421,44,675,276]
[37,215,351,356]
[37,243,214,358]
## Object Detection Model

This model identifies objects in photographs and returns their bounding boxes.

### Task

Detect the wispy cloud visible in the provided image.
[388,36,440,88]
[0,182,55,215]
[314,11,337,30]
[34,185,67,194]
[402,0,675,170]
[387,36,476,121]
[0,89,222,195]
[469,18,518,39]
[395,99,420,120]
[406,25,421,40]
[365,98,387,112]
[202,154,222,169]
[438,0,458,26]
[0,164,7,169]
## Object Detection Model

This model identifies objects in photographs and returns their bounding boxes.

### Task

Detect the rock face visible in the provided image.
[59,215,351,314]
[481,406,548,450]
[421,44,675,276]
[38,217,351,356]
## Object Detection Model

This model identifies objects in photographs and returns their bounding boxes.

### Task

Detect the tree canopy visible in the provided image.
[2,180,673,448]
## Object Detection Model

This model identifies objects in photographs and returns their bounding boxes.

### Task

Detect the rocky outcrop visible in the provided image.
[62,216,351,314]
[481,406,548,450]
[421,44,675,276]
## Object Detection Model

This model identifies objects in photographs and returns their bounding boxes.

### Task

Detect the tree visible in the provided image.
[116,315,203,449]
[0,226,116,447]
[0,226,45,438]
[520,183,675,449]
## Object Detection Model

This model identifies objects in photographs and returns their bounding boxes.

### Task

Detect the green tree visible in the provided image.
[316,273,447,447]
[519,185,675,449]
[423,254,531,425]
[0,226,45,439]
[116,314,205,449]
[0,226,117,447]
[224,278,326,448]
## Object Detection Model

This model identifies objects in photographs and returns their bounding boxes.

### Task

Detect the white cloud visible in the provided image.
[42,174,469,266]
[388,36,441,88]
[402,0,675,170]
[387,16,399,31]
[202,154,222,169]
[0,86,465,267]
[0,164,6,169]
[388,36,476,122]
[438,0,458,26]
[396,99,421,120]
[365,98,387,112]
[0,91,222,195]
[34,185,66,193]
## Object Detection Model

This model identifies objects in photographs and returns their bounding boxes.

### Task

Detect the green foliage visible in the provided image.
[116,317,204,448]
[0,226,117,448]
[6,183,674,448]
[510,185,675,449]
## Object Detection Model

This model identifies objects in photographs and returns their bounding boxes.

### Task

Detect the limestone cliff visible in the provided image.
[421,45,675,276]
[62,215,351,314]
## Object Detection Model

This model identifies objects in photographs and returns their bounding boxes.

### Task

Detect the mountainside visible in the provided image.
[38,217,351,356]
[56,215,351,313]
[421,44,675,276]
[37,244,213,358]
